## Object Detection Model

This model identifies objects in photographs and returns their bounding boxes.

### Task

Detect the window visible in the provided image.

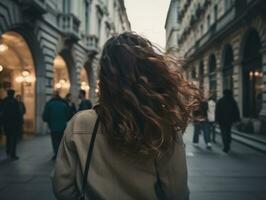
[214,5,218,21]
[85,0,89,32]
[63,0,70,13]
[225,0,234,10]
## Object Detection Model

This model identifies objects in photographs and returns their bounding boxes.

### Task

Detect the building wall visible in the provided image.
[165,0,179,55]
[166,0,266,134]
[0,0,130,134]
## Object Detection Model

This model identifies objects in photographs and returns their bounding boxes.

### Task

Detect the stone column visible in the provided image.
[216,50,223,99]
[233,59,242,116]
[89,59,99,105]
[203,55,209,98]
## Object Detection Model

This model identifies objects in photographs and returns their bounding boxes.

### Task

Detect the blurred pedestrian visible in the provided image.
[16,94,26,140]
[43,91,70,160]
[65,93,76,119]
[215,89,240,153]
[2,89,21,160]
[193,99,212,150]
[52,32,199,200]
[207,95,216,143]
[78,89,92,111]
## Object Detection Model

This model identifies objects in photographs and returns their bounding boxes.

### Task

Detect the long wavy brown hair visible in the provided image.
[98,32,200,158]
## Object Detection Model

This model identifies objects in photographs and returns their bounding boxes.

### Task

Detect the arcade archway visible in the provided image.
[80,67,90,98]
[53,55,70,98]
[242,29,263,118]
[0,32,36,133]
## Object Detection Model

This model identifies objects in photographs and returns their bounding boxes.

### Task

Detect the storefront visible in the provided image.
[0,32,36,133]
[53,55,70,98]
[80,67,90,98]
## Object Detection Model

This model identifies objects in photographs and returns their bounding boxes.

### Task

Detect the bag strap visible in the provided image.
[80,115,100,198]
[154,160,168,200]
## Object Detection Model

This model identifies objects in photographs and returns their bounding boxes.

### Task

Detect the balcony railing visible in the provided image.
[184,6,236,58]
[57,13,81,41]
[81,34,99,55]
[17,0,47,15]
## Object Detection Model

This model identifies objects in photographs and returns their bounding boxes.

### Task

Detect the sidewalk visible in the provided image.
[0,135,56,200]
[0,127,265,200]
[185,124,266,200]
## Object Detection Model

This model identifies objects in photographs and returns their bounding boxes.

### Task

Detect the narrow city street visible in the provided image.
[0,126,265,200]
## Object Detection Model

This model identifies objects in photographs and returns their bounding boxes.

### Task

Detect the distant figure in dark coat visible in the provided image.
[2,89,21,160]
[43,91,70,160]
[215,89,240,153]
[65,93,76,119]
[16,95,26,140]
[78,89,92,111]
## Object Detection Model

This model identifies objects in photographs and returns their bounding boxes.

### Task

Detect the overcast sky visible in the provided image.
[124,0,171,49]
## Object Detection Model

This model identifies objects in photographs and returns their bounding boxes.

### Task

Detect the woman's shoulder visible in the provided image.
[70,109,98,134]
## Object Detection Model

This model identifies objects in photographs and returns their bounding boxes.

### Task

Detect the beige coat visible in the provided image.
[52,109,189,200]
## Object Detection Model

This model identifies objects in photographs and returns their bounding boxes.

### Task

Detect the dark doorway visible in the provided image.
[242,29,263,118]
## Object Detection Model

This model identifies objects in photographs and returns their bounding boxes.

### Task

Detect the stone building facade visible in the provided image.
[0,0,130,134]
[166,0,266,134]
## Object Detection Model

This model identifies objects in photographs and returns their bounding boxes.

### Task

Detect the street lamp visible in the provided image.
[0,65,3,72]
[15,70,34,83]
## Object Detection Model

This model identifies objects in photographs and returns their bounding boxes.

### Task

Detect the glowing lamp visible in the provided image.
[0,44,8,52]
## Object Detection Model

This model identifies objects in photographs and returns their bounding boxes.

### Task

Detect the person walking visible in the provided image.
[65,93,76,119]
[215,89,240,153]
[207,95,216,143]
[2,89,21,160]
[78,89,92,111]
[52,32,200,200]
[193,99,212,149]
[43,91,70,160]
[16,95,26,140]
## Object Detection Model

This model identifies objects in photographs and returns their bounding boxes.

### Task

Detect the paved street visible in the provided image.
[0,125,266,200]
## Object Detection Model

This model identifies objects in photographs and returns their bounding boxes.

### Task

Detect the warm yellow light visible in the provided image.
[59,79,66,84]
[55,83,61,89]
[25,76,35,83]
[81,81,90,90]
[16,76,24,83]
[0,65,3,72]
[22,70,30,77]
[254,71,259,77]
[0,44,8,52]
[249,71,253,77]
[64,82,70,89]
